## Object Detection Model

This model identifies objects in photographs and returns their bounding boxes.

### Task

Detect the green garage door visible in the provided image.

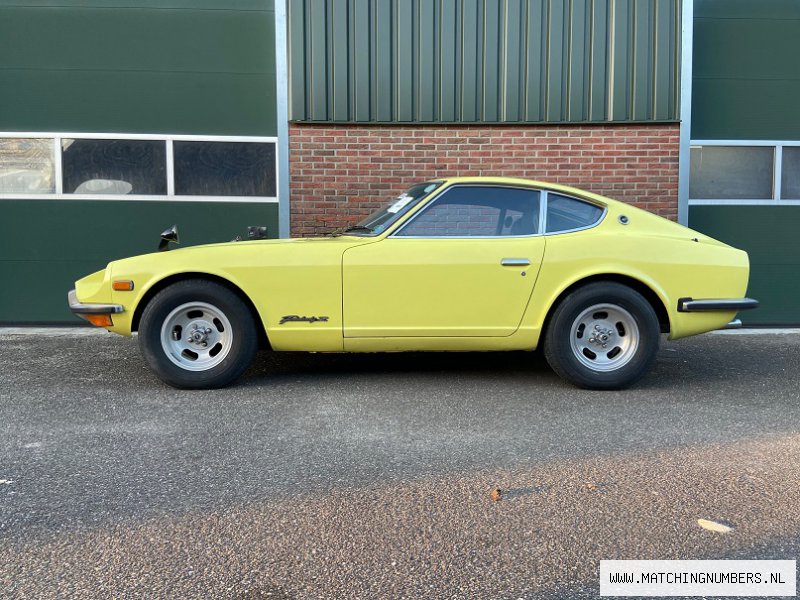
[688,0,800,324]
[0,0,282,322]
[689,204,800,325]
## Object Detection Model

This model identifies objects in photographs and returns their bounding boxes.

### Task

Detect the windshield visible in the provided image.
[350,181,442,235]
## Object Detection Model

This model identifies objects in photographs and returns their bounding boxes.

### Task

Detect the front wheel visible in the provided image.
[543,282,661,390]
[138,280,258,389]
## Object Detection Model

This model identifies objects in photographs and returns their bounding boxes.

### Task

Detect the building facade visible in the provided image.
[288,0,681,234]
[0,0,795,324]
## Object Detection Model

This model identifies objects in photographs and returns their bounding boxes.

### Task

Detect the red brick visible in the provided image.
[289,122,680,235]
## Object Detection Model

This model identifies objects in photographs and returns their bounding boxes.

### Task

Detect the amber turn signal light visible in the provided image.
[84,314,113,327]
[112,280,134,291]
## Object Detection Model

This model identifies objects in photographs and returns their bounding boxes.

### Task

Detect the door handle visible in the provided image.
[500,258,530,267]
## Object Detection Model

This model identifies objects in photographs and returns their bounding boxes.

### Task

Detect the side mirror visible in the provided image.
[158,225,179,252]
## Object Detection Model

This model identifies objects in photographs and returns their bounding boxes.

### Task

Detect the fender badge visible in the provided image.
[279,315,330,325]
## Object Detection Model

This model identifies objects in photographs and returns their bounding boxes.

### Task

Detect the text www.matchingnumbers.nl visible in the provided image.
[607,570,789,585]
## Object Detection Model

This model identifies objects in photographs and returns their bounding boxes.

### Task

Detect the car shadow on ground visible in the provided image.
[244,347,553,381]
[235,332,778,393]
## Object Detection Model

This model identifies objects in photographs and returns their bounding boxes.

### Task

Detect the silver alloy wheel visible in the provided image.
[569,303,640,372]
[159,302,233,372]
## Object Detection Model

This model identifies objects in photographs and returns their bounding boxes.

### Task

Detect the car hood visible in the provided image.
[179,234,369,251]
[118,234,369,260]
[106,234,375,276]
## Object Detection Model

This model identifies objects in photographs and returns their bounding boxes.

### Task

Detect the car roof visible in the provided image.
[437,176,612,206]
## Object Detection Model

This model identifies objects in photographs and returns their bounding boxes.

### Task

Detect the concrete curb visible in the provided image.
[0,327,111,336]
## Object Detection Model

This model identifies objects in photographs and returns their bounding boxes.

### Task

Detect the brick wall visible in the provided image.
[289,123,680,236]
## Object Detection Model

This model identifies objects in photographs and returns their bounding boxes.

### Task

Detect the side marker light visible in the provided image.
[112,280,134,291]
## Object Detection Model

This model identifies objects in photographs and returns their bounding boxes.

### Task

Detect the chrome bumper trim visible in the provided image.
[68,289,124,315]
[678,297,759,313]
[723,319,742,329]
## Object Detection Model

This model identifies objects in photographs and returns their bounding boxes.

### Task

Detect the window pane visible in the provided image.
[781,147,800,200]
[689,146,773,199]
[174,141,276,197]
[0,138,54,194]
[396,186,540,237]
[62,139,166,195]
[545,194,604,233]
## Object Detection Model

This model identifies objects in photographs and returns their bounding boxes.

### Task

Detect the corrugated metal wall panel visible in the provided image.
[588,0,609,120]
[288,0,680,123]
[525,1,546,121]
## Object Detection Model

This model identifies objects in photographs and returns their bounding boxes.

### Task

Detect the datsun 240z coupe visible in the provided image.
[68,177,758,390]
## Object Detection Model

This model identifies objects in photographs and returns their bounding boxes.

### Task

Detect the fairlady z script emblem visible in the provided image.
[279,315,330,325]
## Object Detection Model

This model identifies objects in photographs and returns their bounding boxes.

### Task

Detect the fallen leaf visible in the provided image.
[697,518,734,533]
[490,488,502,502]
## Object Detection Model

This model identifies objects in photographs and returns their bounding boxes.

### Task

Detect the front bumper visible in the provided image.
[677,297,760,313]
[68,289,124,316]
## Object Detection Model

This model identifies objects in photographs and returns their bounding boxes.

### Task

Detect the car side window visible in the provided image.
[545,193,604,233]
[395,186,541,237]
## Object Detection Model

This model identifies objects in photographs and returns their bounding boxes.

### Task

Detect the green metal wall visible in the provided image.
[692,0,800,140]
[289,0,680,123]
[0,0,277,136]
[0,201,279,321]
[689,206,799,325]
[689,0,800,324]
[0,0,279,322]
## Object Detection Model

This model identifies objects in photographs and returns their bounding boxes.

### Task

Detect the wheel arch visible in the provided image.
[541,273,671,338]
[131,272,270,349]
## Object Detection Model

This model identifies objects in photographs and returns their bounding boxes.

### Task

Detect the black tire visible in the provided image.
[138,279,258,389]
[543,282,660,390]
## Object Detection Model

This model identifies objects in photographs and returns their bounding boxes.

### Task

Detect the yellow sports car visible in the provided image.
[68,177,757,390]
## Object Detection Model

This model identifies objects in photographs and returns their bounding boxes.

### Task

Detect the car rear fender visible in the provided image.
[522,232,750,344]
[522,266,672,344]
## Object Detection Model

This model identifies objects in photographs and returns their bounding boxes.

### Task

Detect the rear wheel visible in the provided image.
[543,282,660,389]
[138,280,258,389]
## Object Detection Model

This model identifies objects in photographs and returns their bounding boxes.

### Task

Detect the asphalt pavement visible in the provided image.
[0,329,799,599]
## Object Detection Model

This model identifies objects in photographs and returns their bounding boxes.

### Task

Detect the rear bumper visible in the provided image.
[677,297,759,313]
[68,289,124,315]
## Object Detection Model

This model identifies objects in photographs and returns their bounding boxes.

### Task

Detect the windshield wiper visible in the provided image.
[330,225,374,237]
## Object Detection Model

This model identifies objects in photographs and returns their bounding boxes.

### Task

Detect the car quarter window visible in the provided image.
[395,186,541,237]
[545,193,604,233]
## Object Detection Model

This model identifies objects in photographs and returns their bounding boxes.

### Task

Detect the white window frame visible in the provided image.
[0,131,279,203]
[688,139,800,206]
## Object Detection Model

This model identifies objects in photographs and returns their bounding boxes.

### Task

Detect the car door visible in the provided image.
[342,185,546,338]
